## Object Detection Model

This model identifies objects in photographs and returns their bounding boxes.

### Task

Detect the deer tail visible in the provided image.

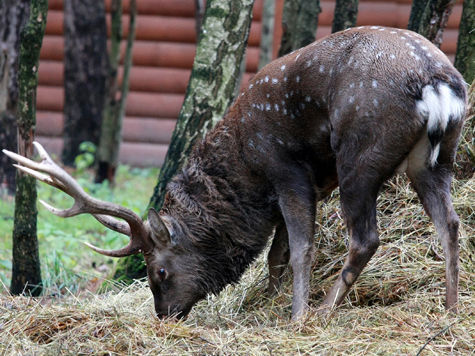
[416,82,466,167]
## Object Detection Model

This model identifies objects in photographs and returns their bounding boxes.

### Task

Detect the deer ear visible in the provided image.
[147,208,171,247]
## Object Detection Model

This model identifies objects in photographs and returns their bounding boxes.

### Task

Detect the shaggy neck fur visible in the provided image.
[161,119,279,295]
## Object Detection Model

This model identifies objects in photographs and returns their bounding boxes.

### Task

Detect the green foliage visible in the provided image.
[0,164,157,294]
[74,141,96,172]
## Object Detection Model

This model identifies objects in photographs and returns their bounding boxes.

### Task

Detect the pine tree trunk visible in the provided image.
[115,0,256,283]
[95,0,137,184]
[258,0,276,70]
[62,0,108,165]
[0,0,30,195]
[413,0,456,47]
[10,0,48,297]
[278,0,321,57]
[408,0,429,31]
[332,0,359,33]
[454,0,474,83]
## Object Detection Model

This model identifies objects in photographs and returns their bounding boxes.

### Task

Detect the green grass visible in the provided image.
[0,165,158,294]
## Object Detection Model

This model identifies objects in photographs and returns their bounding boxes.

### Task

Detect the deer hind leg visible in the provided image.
[318,175,381,313]
[267,222,290,296]
[406,162,460,311]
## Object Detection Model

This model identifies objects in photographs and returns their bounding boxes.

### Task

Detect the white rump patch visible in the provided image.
[416,83,465,166]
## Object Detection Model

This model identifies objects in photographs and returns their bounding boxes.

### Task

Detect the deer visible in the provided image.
[4,26,467,320]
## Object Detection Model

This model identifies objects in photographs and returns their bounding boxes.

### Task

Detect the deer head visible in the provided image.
[3,142,204,318]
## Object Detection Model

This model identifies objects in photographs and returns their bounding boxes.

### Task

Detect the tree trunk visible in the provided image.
[413,0,456,47]
[278,0,321,57]
[332,0,359,33]
[62,0,108,166]
[148,0,255,211]
[258,0,276,70]
[115,0,256,283]
[10,0,48,297]
[195,0,205,38]
[453,1,474,180]
[408,0,429,31]
[0,0,30,195]
[95,0,137,184]
[455,80,474,180]
[454,0,474,83]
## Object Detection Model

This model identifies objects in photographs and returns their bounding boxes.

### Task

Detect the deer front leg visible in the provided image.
[267,222,289,296]
[275,172,316,320]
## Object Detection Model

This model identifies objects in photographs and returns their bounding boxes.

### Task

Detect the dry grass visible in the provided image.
[1,176,473,355]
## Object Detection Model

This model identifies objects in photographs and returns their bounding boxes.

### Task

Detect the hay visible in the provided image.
[1,176,473,355]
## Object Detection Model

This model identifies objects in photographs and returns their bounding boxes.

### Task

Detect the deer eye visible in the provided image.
[158,268,167,281]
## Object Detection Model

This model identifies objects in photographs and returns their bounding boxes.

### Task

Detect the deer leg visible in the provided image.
[319,179,380,313]
[407,167,459,312]
[275,171,316,320]
[267,222,290,296]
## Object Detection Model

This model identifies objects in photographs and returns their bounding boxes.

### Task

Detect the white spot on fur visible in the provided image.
[284,76,288,82]
[370,26,379,29]
[305,96,312,102]
[283,108,288,115]
[266,103,271,111]
[349,96,355,104]
[356,105,360,111]
[410,51,420,61]
[319,65,325,73]
[274,104,279,111]
[265,76,269,83]
[390,31,397,34]
[266,93,270,98]
[296,76,301,83]
[249,84,253,89]
[272,78,278,84]
[306,60,312,68]
[373,99,379,107]
[295,53,301,61]
[350,83,355,88]
[390,54,396,59]
[359,81,364,88]
[281,64,286,71]
[372,80,378,88]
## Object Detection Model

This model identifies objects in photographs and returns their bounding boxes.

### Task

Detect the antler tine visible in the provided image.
[93,214,131,236]
[82,240,142,257]
[33,141,53,162]
[39,199,83,218]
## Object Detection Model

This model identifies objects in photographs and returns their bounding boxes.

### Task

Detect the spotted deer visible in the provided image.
[4,26,467,320]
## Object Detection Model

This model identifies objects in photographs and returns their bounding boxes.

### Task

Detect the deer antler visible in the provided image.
[2,141,150,257]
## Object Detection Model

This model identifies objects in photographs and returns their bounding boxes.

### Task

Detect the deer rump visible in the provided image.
[4,26,467,320]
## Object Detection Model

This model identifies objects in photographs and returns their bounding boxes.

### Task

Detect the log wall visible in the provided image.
[36,0,464,167]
